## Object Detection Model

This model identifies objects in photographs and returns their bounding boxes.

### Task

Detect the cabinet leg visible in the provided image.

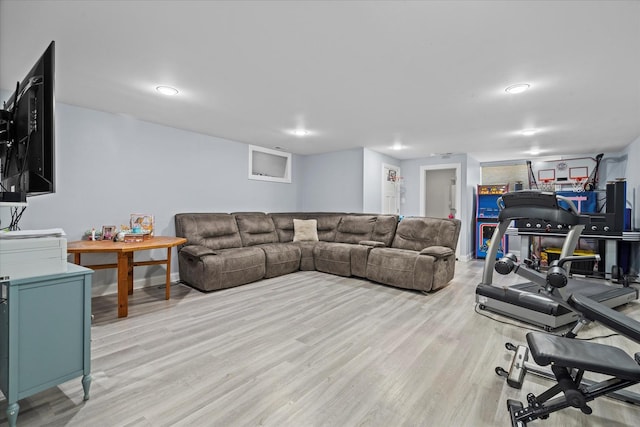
[82,374,92,400]
[6,402,19,427]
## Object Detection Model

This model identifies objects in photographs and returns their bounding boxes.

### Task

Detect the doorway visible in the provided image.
[382,163,401,215]
[420,164,461,219]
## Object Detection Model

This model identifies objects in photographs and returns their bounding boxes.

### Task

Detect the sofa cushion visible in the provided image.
[235,213,279,246]
[178,246,265,292]
[257,243,301,278]
[294,241,317,270]
[335,215,376,244]
[175,213,242,250]
[366,247,435,292]
[391,217,461,251]
[293,219,319,242]
[313,242,353,276]
[372,215,398,246]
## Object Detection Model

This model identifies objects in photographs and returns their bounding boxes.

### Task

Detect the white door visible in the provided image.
[382,164,401,214]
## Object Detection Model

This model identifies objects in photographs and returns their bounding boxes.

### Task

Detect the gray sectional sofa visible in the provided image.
[174,212,461,293]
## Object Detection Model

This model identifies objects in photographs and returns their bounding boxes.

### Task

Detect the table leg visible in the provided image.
[117,252,129,318]
[127,252,134,295]
[165,247,172,300]
[74,253,81,265]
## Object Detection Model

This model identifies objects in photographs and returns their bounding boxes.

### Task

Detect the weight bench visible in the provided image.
[507,293,640,426]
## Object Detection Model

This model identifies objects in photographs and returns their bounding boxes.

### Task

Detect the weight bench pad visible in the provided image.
[526,332,640,381]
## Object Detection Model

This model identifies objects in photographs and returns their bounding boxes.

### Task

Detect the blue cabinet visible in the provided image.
[0,263,93,427]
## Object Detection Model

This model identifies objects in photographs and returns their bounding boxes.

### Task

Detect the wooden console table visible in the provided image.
[67,236,187,318]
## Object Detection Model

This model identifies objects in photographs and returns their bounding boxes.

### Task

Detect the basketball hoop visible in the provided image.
[540,179,555,192]
[571,177,586,192]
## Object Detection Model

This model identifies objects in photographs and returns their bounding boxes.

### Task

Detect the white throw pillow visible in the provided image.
[293,219,319,242]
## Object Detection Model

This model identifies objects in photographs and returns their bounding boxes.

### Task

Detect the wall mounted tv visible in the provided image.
[0,41,55,203]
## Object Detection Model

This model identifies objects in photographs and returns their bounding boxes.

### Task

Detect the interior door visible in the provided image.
[382,164,401,214]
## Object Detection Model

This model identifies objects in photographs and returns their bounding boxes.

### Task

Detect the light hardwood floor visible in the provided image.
[2,260,639,426]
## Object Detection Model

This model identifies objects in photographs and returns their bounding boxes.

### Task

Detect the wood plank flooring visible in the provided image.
[2,260,639,426]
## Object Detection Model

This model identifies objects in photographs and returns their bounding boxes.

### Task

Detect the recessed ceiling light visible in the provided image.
[156,85,179,96]
[391,142,403,150]
[291,129,310,137]
[520,128,538,136]
[505,83,530,94]
[528,148,541,155]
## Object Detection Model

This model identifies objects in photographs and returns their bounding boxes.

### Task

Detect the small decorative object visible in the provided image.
[84,228,102,241]
[101,225,116,241]
[123,233,145,243]
[130,213,154,236]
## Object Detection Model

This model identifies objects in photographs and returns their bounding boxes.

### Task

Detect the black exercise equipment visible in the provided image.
[494,250,640,407]
[475,190,638,330]
[505,292,640,426]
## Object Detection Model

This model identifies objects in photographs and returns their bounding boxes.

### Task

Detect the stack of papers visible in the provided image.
[0,228,66,239]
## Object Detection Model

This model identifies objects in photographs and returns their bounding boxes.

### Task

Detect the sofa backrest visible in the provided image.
[174,213,242,250]
[371,215,398,246]
[332,214,398,245]
[270,213,343,242]
[234,213,279,246]
[174,212,404,249]
[391,217,461,251]
[334,215,377,244]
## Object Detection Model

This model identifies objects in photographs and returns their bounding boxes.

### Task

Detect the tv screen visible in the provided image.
[0,41,55,200]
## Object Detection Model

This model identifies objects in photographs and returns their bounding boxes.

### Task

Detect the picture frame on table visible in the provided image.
[130,213,154,236]
[101,225,116,241]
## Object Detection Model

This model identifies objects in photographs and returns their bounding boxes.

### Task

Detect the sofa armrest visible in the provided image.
[419,246,454,259]
[359,240,386,247]
[180,245,218,259]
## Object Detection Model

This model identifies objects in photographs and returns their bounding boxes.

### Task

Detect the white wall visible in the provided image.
[465,155,481,259]
[1,100,299,295]
[400,154,472,260]
[622,136,640,274]
[5,92,639,290]
[297,148,363,212]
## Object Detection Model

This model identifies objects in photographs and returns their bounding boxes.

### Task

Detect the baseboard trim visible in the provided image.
[91,272,181,297]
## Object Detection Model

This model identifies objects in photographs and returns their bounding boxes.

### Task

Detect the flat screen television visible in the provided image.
[0,41,55,202]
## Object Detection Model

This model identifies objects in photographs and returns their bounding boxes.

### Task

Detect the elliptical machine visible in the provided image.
[476,190,637,331]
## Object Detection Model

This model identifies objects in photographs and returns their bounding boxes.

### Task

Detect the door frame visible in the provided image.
[419,163,461,218]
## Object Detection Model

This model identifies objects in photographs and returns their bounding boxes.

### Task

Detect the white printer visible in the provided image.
[0,230,68,280]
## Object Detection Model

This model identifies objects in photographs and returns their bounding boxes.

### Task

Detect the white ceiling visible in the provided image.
[1,1,639,162]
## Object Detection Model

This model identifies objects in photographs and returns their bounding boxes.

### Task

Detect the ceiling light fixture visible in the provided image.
[291,129,310,137]
[505,83,530,94]
[156,85,179,96]
[520,128,538,136]
[392,142,403,150]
